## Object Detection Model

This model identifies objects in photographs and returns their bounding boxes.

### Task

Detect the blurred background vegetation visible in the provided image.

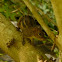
[0,0,55,20]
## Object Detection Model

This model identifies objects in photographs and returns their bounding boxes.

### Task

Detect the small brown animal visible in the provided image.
[17,15,45,45]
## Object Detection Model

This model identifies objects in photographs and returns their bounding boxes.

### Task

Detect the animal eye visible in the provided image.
[38,33,41,36]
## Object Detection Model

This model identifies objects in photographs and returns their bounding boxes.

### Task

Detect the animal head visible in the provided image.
[32,26,45,41]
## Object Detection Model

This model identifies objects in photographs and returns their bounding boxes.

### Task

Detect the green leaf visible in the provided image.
[53,30,58,35]
[0,53,3,56]
[10,13,16,21]
[43,41,46,44]
[0,8,5,12]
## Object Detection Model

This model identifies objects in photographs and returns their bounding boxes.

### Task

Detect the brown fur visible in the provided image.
[17,15,45,41]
